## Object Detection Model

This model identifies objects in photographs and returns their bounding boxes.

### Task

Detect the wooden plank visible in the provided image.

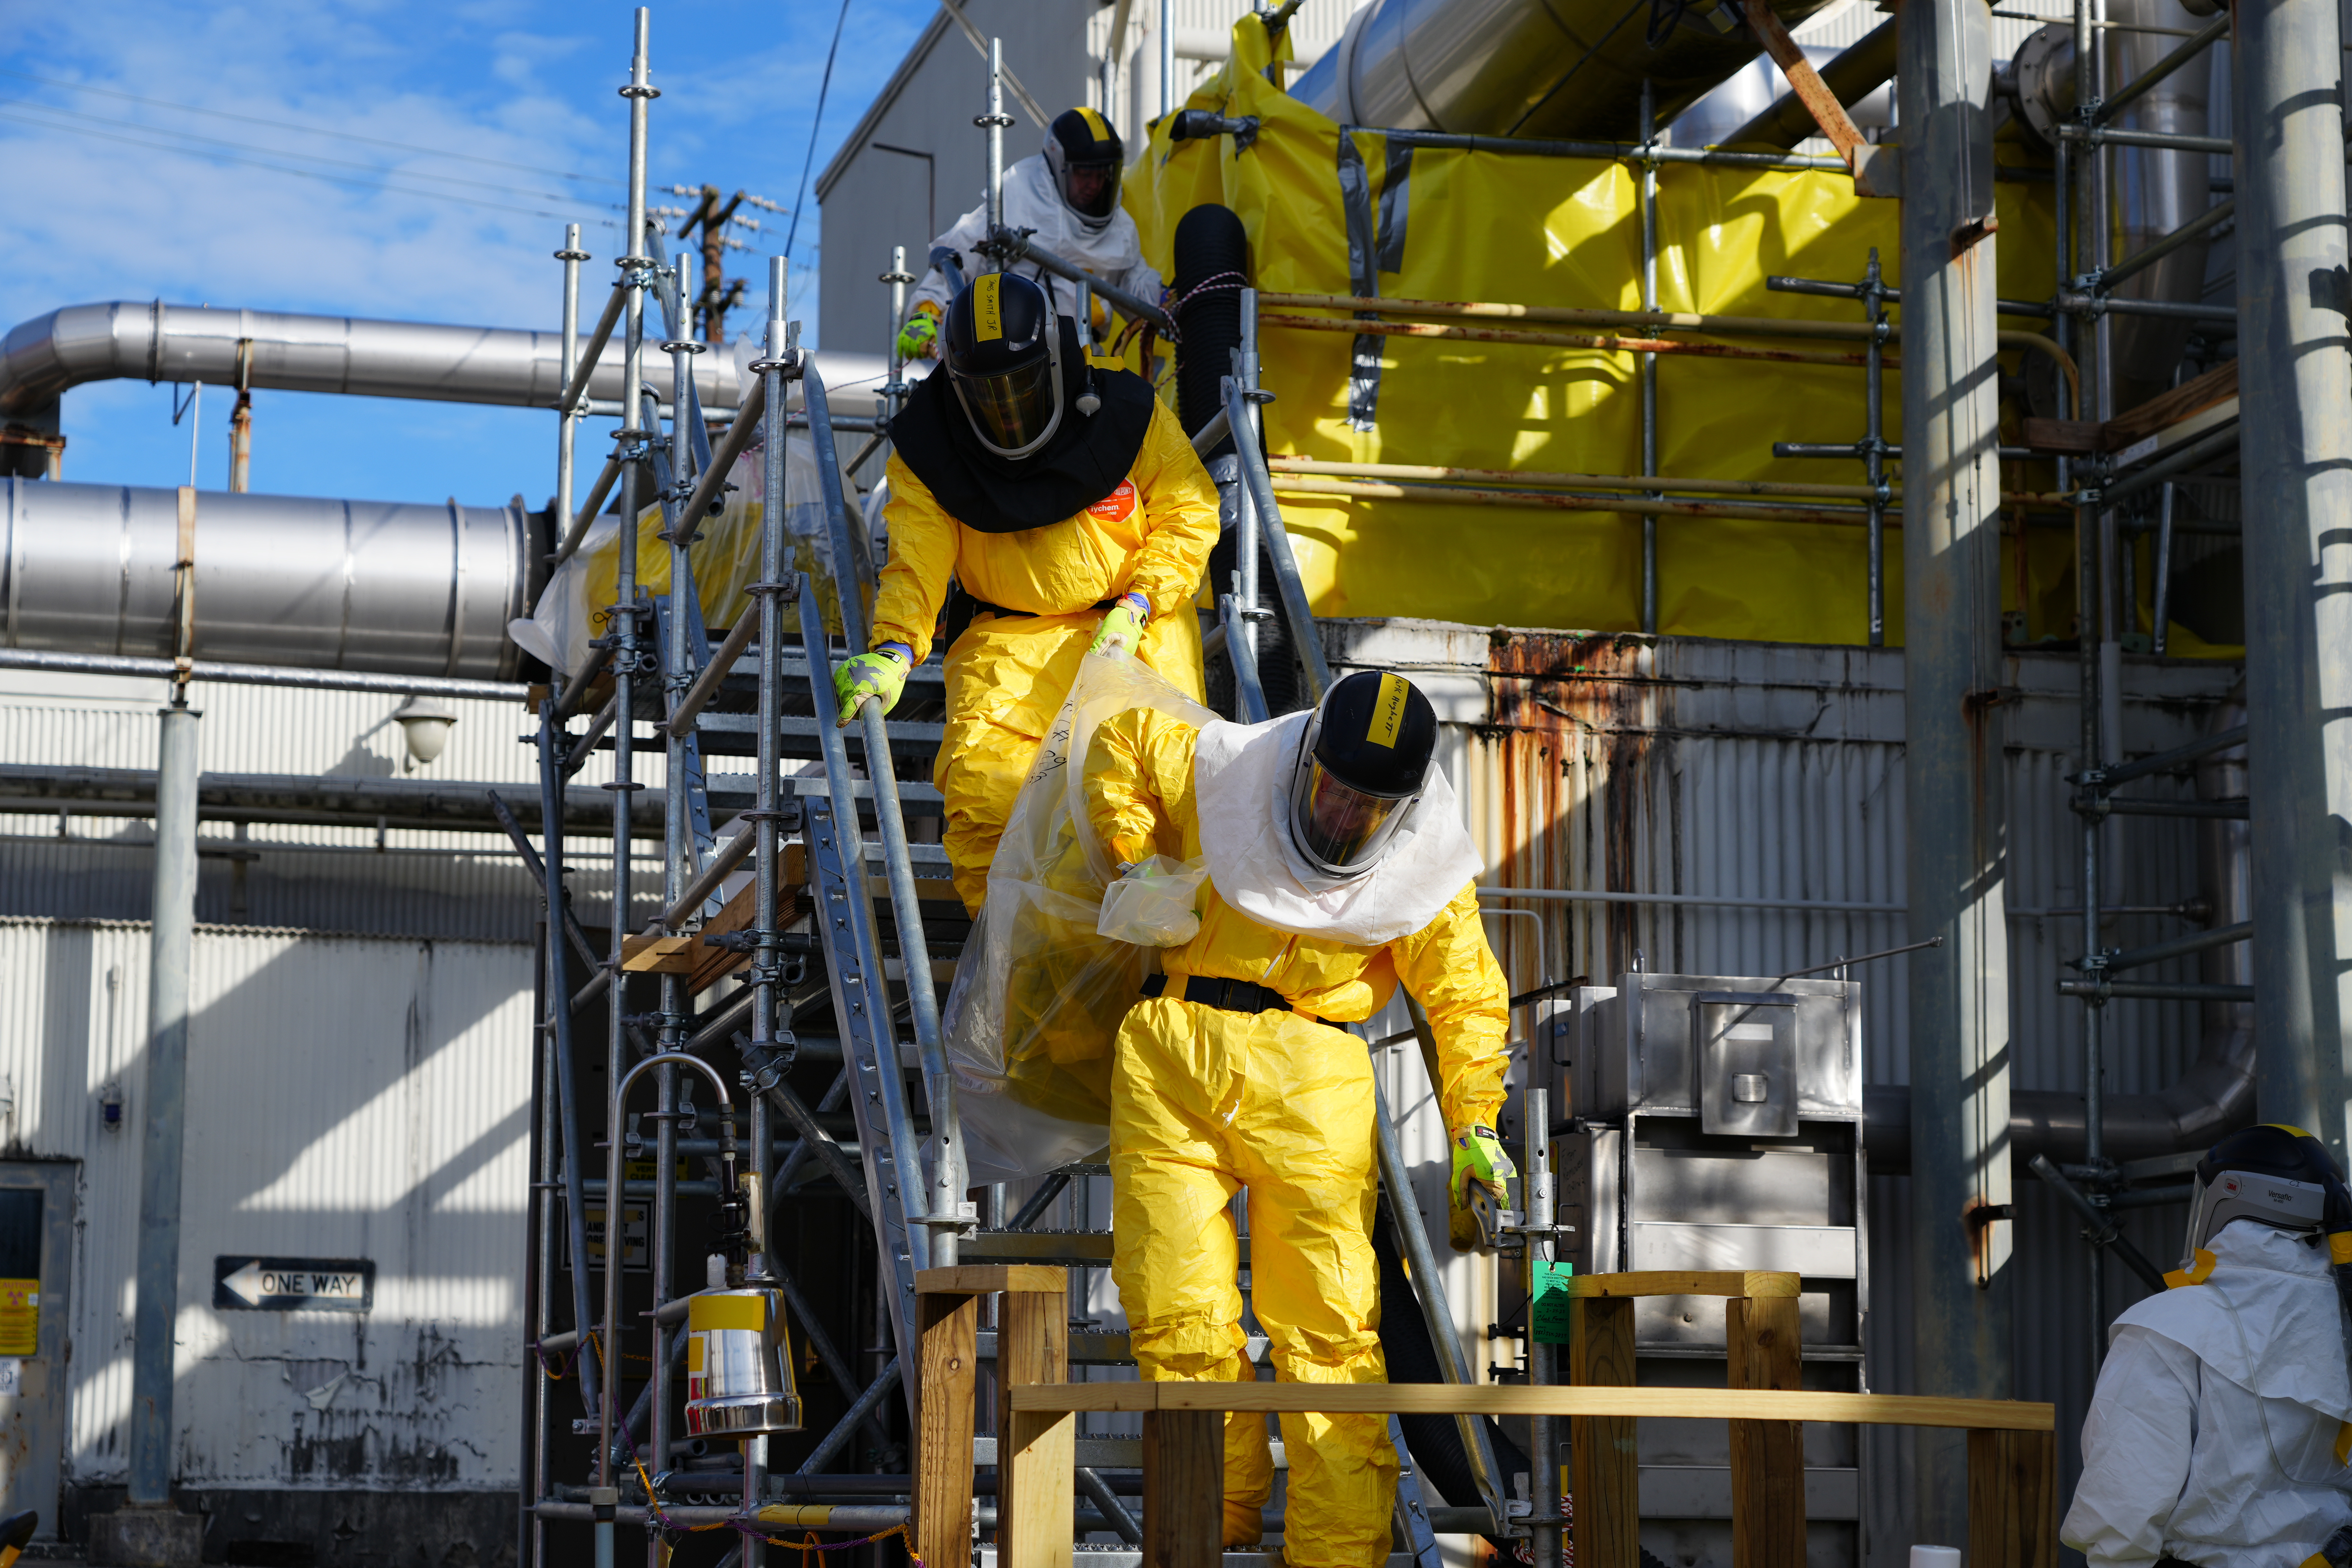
[916,1265,1069,1296]
[1002,1408,1075,1568]
[1727,1295,1805,1568]
[620,933,696,973]
[915,1290,980,1568]
[1012,1382,2056,1430]
[2100,357,2237,451]
[1144,1408,1224,1568]
[1573,1295,1640,1568]
[684,878,808,994]
[1568,1270,1801,1300]
[1969,1428,2058,1568]
[2018,417,2101,455]
[995,1288,1071,1568]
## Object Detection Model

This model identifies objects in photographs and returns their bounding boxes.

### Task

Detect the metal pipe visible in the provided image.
[668,600,759,740]
[2028,1155,2170,1292]
[2061,124,2232,153]
[1898,0,2014,1534]
[1075,1468,1143,1545]
[987,38,1007,245]
[0,647,526,702]
[800,358,873,654]
[561,282,630,415]
[1864,249,1888,647]
[1272,455,1890,502]
[552,452,625,568]
[0,481,531,681]
[796,1359,904,1476]
[2059,979,2255,1001]
[2099,421,2239,507]
[597,20,653,1557]
[2098,195,2231,301]
[2151,480,2177,655]
[1524,1083,1560,1568]
[1224,378,1331,698]
[1261,310,1895,367]
[1262,287,2040,340]
[1219,595,1272,724]
[1158,0,1173,123]
[556,226,586,596]
[537,704,602,1424]
[1272,475,1872,526]
[126,697,197,1509]
[1726,17,1901,148]
[1639,79,1659,635]
[2098,8,2228,118]
[1239,296,1262,671]
[991,230,1180,337]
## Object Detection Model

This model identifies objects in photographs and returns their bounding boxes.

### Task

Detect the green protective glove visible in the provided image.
[1088,591,1150,657]
[833,644,911,727]
[895,302,942,362]
[1450,1124,1518,1205]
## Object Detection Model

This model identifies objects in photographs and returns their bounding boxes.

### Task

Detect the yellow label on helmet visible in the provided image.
[1075,106,1111,146]
[1366,673,1409,748]
[974,273,1003,342]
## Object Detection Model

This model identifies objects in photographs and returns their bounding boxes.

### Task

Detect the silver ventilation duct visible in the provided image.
[0,301,898,428]
[1289,0,1844,143]
[0,478,532,681]
[2012,0,2216,409]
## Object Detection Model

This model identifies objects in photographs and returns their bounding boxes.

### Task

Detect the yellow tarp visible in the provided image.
[1126,17,2087,650]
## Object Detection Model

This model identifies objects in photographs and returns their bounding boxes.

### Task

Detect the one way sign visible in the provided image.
[212,1257,374,1313]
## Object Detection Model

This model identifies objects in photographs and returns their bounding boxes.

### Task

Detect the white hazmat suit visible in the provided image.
[906,151,1163,331]
[2063,1218,2352,1568]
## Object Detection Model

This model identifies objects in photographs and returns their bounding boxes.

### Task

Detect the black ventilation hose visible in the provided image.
[1373,1195,1527,1556]
[1172,202,1248,456]
[1206,534,1301,715]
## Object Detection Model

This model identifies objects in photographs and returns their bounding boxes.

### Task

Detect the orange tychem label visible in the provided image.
[1087,481,1137,522]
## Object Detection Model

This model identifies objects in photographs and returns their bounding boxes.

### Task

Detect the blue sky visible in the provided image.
[2,0,932,507]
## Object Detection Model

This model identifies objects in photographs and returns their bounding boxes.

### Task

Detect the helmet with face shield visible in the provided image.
[2184,1123,2350,1263]
[941,271,1066,459]
[1286,670,1440,878]
[1044,107,1125,230]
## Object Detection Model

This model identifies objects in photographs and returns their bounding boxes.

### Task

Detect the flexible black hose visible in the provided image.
[1172,203,1247,454]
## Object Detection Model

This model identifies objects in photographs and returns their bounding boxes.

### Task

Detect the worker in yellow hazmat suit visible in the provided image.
[1082,669,1514,1568]
[834,269,1218,913]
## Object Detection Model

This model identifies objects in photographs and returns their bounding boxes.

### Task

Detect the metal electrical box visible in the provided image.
[1553,971,1868,1568]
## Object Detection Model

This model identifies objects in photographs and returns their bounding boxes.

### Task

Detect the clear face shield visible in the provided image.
[1060,158,1121,221]
[1286,722,1425,879]
[949,330,1065,459]
[2182,1167,2327,1266]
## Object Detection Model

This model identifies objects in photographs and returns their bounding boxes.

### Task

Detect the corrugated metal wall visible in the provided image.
[0,917,533,1491]
[1328,618,2241,1562]
[0,667,662,937]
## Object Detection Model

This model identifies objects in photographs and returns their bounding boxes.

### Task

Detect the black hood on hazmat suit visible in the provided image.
[889,315,1156,535]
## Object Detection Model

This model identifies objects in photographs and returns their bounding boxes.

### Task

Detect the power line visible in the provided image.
[0,65,623,186]
[2,97,595,207]
[0,106,609,225]
[784,0,855,259]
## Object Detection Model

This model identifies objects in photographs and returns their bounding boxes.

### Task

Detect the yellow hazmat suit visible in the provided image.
[870,399,1220,912]
[1083,707,1510,1568]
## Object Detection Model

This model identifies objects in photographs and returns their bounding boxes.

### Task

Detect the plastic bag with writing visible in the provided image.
[939,651,1217,1182]
[1096,855,1208,946]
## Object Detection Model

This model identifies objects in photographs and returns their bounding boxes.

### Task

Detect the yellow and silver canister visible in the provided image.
[683,1287,802,1437]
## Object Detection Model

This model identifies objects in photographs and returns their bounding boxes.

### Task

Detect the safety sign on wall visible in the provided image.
[212,1256,376,1312]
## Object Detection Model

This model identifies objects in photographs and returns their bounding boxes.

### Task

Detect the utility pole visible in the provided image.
[673,183,754,344]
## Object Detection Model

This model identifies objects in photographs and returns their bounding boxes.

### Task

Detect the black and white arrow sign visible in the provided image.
[212,1256,374,1313]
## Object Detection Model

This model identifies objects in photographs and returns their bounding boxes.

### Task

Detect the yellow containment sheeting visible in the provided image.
[1127,16,2074,649]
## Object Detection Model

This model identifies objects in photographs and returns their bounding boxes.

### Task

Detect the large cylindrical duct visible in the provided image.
[0,302,896,425]
[0,478,531,681]
[2012,0,2215,409]
[1289,0,1843,143]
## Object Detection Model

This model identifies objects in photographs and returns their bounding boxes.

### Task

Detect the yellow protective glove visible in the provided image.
[895,300,943,362]
[1088,591,1150,657]
[1447,1125,1517,1253]
[833,643,911,727]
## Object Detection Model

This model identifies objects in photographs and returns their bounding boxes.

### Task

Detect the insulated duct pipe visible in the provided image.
[0,301,895,426]
[2010,0,2216,409]
[1867,696,2256,1172]
[1722,18,1898,148]
[1289,0,1845,143]
[0,478,534,681]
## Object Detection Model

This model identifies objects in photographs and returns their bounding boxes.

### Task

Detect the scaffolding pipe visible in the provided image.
[535,708,602,1423]
[126,696,197,1510]
[1225,378,1331,698]
[1898,0,2014,1533]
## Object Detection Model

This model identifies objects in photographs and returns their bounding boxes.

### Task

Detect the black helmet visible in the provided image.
[2184,1123,2351,1261]
[941,271,1066,459]
[1044,107,1124,228]
[1286,670,1439,877]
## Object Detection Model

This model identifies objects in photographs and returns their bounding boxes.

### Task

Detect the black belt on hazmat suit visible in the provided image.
[941,584,1122,651]
[1142,972,1332,1028]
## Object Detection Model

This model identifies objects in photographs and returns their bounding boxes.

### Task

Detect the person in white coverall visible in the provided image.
[896,107,1164,362]
[2063,1123,2352,1568]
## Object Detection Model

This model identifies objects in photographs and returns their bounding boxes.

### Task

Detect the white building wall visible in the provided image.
[0,918,533,1491]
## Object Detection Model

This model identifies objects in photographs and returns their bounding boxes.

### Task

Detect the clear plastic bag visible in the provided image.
[1096,855,1208,946]
[939,651,1216,1182]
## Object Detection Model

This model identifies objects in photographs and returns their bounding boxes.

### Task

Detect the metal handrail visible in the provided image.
[1224,376,1333,698]
[800,356,876,653]
[1219,594,1272,723]
[558,278,628,416]
[989,227,1179,338]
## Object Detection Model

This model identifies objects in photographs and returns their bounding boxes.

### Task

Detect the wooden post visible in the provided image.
[915,1265,1069,1568]
[1004,1400,1077,1568]
[996,1282,1071,1568]
[1726,1294,1806,1568]
[914,1288,981,1568]
[1143,1407,1224,1568]
[1968,1428,2057,1568]
[1571,1295,1640,1568]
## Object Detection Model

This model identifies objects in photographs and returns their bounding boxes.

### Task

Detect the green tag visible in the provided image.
[1532,1259,1576,1345]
